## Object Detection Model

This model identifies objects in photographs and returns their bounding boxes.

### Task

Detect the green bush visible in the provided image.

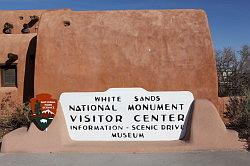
[217,45,250,150]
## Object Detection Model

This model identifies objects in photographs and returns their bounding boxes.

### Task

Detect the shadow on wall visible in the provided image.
[23,36,37,103]
[180,101,195,141]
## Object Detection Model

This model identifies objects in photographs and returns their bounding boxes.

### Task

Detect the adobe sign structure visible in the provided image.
[0,9,243,152]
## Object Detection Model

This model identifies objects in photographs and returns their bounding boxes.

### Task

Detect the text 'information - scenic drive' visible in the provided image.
[59,88,194,141]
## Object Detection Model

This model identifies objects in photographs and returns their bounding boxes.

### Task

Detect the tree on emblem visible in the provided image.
[34,100,42,115]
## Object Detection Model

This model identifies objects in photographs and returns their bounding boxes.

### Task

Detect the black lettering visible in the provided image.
[142,104,149,110]
[95,97,101,101]
[99,115,104,122]
[112,133,117,138]
[157,104,164,110]
[139,133,144,138]
[128,105,134,110]
[135,104,141,110]
[180,104,184,110]
[69,105,75,111]
[91,105,97,111]
[151,115,158,121]
[165,104,170,110]
[105,115,112,122]
[134,115,140,122]
[117,96,121,102]
[169,114,175,121]
[172,104,177,110]
[98,105,104,111]
[104,105,110,111]
[167,125,172,130]
[144,96,150,101]
[76,105,81,111]
[143,115,149,122]
[70,115,77,122]
[112,105,117,111]
[84,115,90,122]
[178,114,185,121]
[116,115,122,122]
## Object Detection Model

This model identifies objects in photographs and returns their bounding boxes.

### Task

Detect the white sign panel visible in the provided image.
[59,88,194,141]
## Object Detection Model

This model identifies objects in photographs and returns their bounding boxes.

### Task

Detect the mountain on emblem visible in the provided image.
[30,94,58,131]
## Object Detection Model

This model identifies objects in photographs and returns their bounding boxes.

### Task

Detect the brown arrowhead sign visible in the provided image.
[30,94,57,131]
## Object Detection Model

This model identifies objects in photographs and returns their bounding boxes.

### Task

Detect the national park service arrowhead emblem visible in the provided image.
[30,94,57,131]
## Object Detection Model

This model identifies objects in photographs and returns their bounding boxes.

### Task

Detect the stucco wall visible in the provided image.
[35,9,218,106]
[0,34,36,104]
[0,10,46,105]
[0,10,44,34]
[0,9,219,107]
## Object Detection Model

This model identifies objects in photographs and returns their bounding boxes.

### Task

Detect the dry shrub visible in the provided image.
[224,91,250,150]
[0,92,30,139]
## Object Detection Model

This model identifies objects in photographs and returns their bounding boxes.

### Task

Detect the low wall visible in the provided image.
[1,99,243,152]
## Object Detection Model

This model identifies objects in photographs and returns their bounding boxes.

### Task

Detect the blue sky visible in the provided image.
[0,0,249,50]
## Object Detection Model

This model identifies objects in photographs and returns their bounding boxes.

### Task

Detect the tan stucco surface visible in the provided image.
[34,9,218,107]
[0,10,44,34]
[0,10,71,103]
[0,34,36,103]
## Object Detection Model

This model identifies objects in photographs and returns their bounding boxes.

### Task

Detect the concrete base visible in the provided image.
[1,99,244,153]
[0,151,249,166]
